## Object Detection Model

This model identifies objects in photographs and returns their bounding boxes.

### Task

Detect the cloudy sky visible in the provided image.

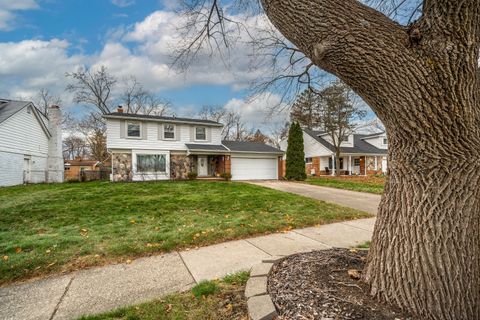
[0,0,290,131]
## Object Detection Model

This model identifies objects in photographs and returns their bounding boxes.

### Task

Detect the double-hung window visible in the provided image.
[164,124,175,140]
[127,122,141,138]
[195,127,206,141]
[383,138,388,145]
[136,154,166,173]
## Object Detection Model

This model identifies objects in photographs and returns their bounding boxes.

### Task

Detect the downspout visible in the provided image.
[107,149,113,182]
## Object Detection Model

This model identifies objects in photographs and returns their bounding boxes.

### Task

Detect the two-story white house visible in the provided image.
[104,108,284,181]
[0,99,64,187]
[279,128,388,176]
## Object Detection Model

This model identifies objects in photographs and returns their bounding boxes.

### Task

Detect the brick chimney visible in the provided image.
[117,106,124,113]
[47,105,64,183]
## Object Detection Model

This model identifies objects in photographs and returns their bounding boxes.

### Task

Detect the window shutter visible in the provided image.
[141,122,148,140]
[206,127,211,142]
[120,120,126,138]
[175,125,181,141]
[158,123,164,140]
[190,127,195,141]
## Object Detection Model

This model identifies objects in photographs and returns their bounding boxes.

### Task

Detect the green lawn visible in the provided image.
[0,181,369,285]
[304,176,386,194]
[79,271,250,320]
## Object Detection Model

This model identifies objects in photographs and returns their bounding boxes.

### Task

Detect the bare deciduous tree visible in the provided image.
[66,66,117,115]
[198,105,247,140]
[245,129,272,144]
[172,1,480,318]
[76,112,109,162]
[120,77,172,116]
[63,135,89,160]
[32,88,62,116]
[317,81,366,176]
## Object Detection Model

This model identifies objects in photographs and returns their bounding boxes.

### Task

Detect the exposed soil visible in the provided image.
[268,249,416,320]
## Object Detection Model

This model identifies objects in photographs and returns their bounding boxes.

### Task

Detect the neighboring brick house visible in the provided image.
[279,129,388,176]
[104,108,284,182]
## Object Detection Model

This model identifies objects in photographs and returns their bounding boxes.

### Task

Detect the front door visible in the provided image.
[197,156,208,176]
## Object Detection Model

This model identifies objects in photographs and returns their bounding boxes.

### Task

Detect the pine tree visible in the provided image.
[285,122,306,181]
[290,87,320,129]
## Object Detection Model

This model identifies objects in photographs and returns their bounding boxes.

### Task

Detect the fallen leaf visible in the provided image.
[130,220,136,224]
[2,255,8,261]
[46,249,51,253]
[165,304,173,313]
[81,228,88,232]
[126,259,132,264]
[349,249,358,253]
[15,247,22,253]
[348,269,361,280]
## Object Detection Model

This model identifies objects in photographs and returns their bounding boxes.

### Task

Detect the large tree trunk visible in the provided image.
[262,0,480,319]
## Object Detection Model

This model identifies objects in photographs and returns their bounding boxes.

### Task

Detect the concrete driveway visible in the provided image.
[247,180,381,215]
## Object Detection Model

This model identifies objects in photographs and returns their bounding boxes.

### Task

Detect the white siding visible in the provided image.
[0,107,50,187]
[320,133,354,148]
[362,135,388,149]
[106,119,223,151]
[279,132,333,160]
[0,107,49,157]
[303,132,333,158]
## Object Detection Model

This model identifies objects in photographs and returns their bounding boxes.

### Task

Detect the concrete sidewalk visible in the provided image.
[0,217,375,320]
[247,181,381,215]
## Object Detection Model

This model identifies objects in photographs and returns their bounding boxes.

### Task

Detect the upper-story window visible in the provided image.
[383,138,388,145]
[341,136,349,142]
[164,124,175,140]
[305,157,313,163]
[195,127,206,141]
[127,122,141,138]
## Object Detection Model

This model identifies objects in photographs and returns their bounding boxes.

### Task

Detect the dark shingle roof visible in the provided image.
[222,141,284,154]
[0,99,31,124]
[104,112,223,127]
[186,144,229,152]
[304,129,387,155]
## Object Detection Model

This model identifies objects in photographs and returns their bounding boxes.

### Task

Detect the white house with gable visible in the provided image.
[280,128,388,176]
[104,107,284,181]
[0,99,64,187]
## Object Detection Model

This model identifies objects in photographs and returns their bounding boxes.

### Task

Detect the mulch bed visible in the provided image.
[268,249,415,319]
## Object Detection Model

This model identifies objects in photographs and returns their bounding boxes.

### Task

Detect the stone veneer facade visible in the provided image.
[366,156,385,175]
[112,153,132,182]
[170,154,197,180]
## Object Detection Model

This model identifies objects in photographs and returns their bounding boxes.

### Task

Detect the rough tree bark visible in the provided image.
[262,0,480,319]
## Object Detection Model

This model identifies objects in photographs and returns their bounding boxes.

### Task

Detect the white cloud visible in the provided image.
[111,0,135,8]
[0,39,85,102]
[0,9,279,118]
[0,0,38,31]
[161,0,179,11]
[224,93,289,132]
[108,10,271,91]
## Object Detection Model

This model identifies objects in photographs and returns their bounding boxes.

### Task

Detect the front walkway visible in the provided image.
[0,183,379,320]
[0,218,375,320]
[247,180,381,215]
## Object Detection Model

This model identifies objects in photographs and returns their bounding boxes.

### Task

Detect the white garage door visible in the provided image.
[231,157,278,180]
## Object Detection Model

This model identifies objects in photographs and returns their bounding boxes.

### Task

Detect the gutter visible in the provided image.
[103,115,224,127]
